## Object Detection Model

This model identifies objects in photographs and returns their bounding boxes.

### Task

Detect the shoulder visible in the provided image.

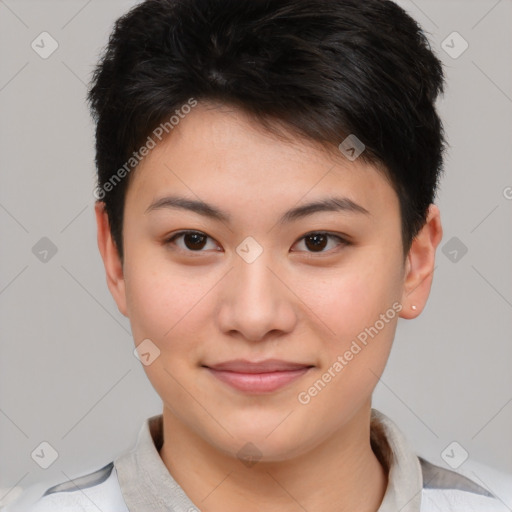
[419,456,512,512]
[9,462,129,512]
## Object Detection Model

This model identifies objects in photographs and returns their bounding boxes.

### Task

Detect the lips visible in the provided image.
[203,359,314,393]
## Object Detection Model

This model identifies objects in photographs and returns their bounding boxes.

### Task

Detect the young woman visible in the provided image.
[19,0,510,510]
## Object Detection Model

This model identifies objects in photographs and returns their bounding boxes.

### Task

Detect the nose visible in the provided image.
[216,249,298,343]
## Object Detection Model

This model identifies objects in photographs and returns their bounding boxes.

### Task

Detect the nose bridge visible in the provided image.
[233,244,280,309]
[217,241,296,340]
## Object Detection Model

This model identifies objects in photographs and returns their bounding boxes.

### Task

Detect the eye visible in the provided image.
[292,232,349,254]
[164,230,220,252]
[164,230,350,255]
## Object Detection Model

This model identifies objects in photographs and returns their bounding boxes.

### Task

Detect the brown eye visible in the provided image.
[293,232,349,254]
[304,233,329,252]
[182,232,207,250]
[165,231,219,252]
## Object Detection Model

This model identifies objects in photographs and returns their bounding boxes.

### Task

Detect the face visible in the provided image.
[96,102,440,462]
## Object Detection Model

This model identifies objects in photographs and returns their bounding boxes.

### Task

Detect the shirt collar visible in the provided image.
[114,408,423,511]
[370,408,423,511]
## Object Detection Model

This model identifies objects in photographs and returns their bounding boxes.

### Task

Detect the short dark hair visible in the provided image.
[87,0,446,263]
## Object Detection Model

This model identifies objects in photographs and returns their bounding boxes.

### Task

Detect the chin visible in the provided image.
[210,420,316,464]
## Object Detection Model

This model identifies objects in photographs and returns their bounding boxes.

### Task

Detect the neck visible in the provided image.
[159,404,388,512]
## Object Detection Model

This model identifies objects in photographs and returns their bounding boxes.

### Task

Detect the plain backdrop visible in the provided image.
[1,0,511,509]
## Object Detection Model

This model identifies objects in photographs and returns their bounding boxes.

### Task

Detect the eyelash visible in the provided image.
[163,230,350,255]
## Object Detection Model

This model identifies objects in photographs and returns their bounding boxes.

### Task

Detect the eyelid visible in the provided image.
[163,230,350,254]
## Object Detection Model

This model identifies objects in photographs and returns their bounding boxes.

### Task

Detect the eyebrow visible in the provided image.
[145,195,370,224]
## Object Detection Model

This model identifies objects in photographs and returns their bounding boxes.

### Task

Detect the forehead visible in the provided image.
[125,102,398,219]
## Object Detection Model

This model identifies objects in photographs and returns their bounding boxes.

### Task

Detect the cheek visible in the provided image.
[124,266,208,398]
[301,264,394,335]
[295,266,399,420]
[124,259,222,361]
[124,263,191,341]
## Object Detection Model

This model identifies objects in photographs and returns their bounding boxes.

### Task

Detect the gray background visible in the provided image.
[1,0,511,508]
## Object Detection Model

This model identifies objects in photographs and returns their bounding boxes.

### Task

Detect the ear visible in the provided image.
[94,201,128,317]
[399,204,443,319]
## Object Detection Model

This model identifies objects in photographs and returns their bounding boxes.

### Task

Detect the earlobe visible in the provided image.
[399,204,443,320]
[94,201,128,317]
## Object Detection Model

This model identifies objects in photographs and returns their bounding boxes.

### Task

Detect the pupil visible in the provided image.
[185,233,206,250]
[306,234,327,252]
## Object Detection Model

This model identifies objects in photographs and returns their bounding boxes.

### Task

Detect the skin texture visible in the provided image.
[95,102,443,512]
